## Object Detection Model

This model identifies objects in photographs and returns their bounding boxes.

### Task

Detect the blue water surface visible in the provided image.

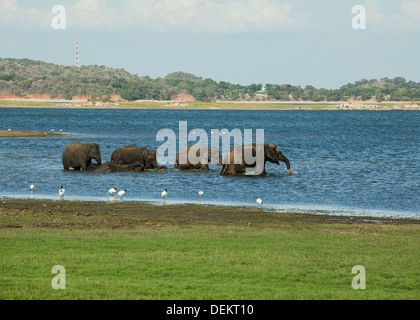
[0,108,419,219]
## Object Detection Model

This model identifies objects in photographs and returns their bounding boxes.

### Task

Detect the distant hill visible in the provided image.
[0,58,419,101]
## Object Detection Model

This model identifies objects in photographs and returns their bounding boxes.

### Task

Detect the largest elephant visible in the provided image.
[220,143,295,176]
[62,142,101,171]
[111,146,166,170]
[175,145,222,171]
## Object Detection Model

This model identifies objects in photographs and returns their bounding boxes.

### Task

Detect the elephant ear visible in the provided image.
[265,144,277,162]
[141,149,149,158]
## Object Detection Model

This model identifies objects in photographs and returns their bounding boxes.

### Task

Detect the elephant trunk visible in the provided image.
[279,155,295,175]
[96,155,102,165]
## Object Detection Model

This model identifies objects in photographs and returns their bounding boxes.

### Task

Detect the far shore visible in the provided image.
[0,130,67,138]
[1,99,419,110]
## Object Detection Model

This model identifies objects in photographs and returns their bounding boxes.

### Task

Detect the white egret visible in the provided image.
[108,187,117,196]
[59,186,65,199]
[161,188,168,204]
[118,189,126,201]
[256,198,263,208]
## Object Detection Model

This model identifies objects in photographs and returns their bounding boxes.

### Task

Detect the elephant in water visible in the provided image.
[62,142,101,171]
[111,146,166,170]
[220,143,295,176]
[175,145,222,171]
[88,162,144,173]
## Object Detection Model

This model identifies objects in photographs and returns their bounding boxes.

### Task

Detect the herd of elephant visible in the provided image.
[62,142,295,176]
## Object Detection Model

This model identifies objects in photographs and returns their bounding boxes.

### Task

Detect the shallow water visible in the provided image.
[0,108,419,219]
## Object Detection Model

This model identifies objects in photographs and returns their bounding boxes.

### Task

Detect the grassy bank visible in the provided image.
[0,99,332,110]
[2,99,419,110]
[117,100,331,110]
[0,199,419,300]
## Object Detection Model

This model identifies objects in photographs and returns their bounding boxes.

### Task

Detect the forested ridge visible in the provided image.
[1,58,419,101]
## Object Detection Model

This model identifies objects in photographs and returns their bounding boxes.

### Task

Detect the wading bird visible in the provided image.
[118,189,126,201]
[59,186,65,199]
[161,188,168,204]
[108,187,117,196]
[256,198,263,208]
[198,190,204,199]
[29,184,35,192]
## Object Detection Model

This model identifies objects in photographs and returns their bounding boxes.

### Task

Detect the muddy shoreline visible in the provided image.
[1,199,417,229]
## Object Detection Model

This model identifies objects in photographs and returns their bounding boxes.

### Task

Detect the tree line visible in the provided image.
[0,58,419,102]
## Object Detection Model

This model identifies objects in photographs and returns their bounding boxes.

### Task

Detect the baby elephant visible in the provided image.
[62,142,101,171]
[89,162,144,173]
[111,146,166,170]
[175,145,222,171]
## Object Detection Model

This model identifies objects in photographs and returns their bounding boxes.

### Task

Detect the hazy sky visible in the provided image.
[1,0,419,88]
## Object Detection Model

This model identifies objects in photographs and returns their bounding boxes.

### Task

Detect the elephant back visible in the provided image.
[111,146,146,164]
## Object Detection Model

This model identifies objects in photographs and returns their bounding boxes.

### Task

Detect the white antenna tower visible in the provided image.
[75,36,80,69]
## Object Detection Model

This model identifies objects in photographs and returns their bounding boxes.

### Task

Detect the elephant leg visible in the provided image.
[144,163,152,170]
[220,164,229,175]
[201,164,209,171]
[259,163,267,175]
[151,161,166,170]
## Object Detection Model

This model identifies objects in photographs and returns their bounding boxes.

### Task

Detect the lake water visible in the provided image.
[0,108,419,219]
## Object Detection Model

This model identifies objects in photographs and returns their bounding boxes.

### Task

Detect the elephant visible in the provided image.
[111,146,166,170]
[62,142,101,171]
[87,161,145,173]
[91,162,121,173]
[219,143,295,176]
[174,145,223,171]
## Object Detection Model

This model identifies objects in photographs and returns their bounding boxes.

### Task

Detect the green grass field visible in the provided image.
[0,200,418,300]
